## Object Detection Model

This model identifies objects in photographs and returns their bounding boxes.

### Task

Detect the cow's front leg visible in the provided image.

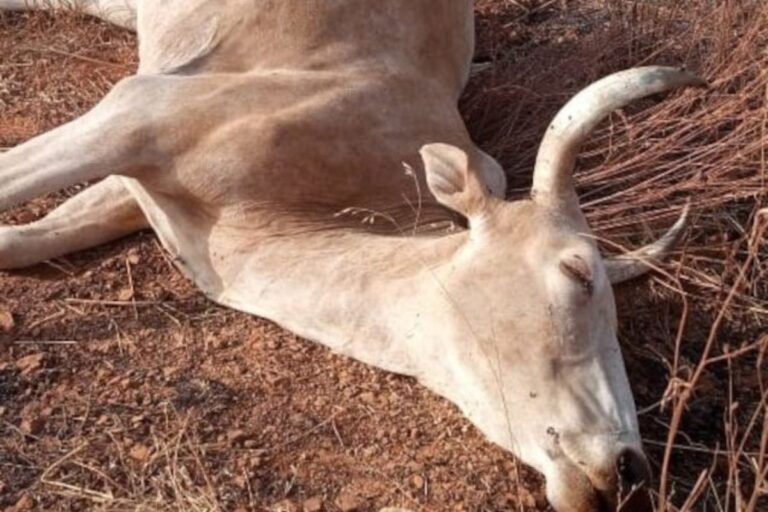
[0,75,172,213]
[0,177,148,269]
[0,0,137,30]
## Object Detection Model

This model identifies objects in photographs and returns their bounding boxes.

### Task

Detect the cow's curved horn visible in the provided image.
[604,203,690,284]
[531,66,707,207]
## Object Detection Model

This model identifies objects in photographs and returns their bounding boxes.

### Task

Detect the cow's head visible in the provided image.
[418,67,704,511]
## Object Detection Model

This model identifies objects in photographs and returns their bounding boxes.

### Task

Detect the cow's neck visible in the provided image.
[213,225,518,450]
[216,227,468,381]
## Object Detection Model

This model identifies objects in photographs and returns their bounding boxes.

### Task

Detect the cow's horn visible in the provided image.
[531,66,707,207]
[604,202,690,284]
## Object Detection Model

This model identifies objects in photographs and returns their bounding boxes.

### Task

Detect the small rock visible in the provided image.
[358,391,376,404]
[302,496,323,512]
[288,413,313,429]
[0,309,14,332]
[15,353,44,375]
[127,249,141,265]
[247,455,263,469]
[20,416,45,436]
[119,377,138,389]
[361,487,382,499]
[129,443,150,462]
[227,429,249,445]
[379,509,414,512]
[234,474,248,489]
[117,288,134,301]
[335,491,363,512]
[12,494,34,511]
[410,474,424,489]
[272,499,299,512]
[517,487,537,508]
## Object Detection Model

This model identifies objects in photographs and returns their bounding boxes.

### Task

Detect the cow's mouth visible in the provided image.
[545,443,651,512]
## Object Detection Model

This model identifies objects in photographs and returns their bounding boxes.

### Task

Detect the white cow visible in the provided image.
[0,1,705,510]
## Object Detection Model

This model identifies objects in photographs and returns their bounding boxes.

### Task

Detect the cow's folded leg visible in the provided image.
[0,176,148,269]
[0,0,137,30]
[0,76,165,213]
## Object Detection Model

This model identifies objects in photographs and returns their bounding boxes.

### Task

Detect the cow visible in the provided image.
[0,1,706,510]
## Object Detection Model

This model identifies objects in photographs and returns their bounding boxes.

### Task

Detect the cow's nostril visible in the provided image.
[617,448,651,488]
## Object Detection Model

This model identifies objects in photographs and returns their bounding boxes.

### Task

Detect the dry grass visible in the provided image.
[586,3,768,509]
[468,1,767,510]
[1,1,766,511]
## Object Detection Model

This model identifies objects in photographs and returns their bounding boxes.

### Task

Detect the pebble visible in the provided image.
[272,499,299,512]
[20,416,46,436]
[15,353,44,375]
[335,491,363,512]
[0,309,14,331]
[227,429,249,445]
[12,494,34,511]
[129,443,150,462]
[302,496,323,512]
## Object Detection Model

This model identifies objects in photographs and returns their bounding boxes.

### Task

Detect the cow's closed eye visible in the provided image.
[559,255,594,296]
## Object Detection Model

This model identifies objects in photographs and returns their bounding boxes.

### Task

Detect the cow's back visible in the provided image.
[136,0,474,93]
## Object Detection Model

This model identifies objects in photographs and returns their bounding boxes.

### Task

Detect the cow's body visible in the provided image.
[0,2,704,511]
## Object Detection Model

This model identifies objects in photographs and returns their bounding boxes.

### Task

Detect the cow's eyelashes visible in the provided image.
[559,256,594,297]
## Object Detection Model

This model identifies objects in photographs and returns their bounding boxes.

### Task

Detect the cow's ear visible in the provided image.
[420,143,490,221]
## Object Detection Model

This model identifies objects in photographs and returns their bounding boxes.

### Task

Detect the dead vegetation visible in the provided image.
[0,1,766,511]
[468,1,768,509]
[469,1,768,509]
